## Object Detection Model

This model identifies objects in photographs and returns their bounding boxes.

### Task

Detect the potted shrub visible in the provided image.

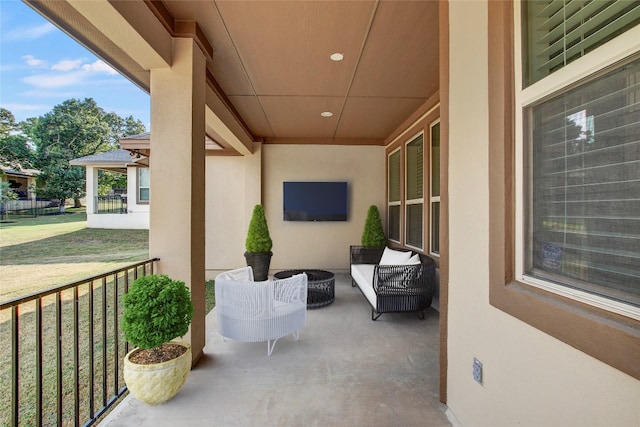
[361,205,386,248]
[244,204,273,281]
[122,274,194,405]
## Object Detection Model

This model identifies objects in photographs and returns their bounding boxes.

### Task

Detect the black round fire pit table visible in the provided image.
[273,269,335,308]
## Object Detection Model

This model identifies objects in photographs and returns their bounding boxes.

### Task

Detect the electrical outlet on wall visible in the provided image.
[473,358,483,385]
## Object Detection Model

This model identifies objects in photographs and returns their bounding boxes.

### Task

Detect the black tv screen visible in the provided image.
[283,181,348,221]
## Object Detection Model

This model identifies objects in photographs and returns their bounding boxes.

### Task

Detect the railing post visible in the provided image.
[11,305,19,427]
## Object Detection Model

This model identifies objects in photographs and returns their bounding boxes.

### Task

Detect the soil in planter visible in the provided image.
[129,343,187,364]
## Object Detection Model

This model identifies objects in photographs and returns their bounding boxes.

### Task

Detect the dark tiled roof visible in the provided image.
[69,149,136,165]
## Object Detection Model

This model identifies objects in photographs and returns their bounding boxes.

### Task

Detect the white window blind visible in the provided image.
[522,0,640,86]
[525,56,640,307]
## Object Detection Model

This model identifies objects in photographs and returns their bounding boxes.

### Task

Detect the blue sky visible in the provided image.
[0,0,150,129]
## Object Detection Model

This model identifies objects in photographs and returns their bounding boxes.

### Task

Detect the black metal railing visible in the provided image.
[95,195,127,214]
[0,258,159,427]
[0,198,60,219]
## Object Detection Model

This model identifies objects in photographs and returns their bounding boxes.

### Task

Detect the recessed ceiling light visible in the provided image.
[321,111,333,118]
[330,53,344,62]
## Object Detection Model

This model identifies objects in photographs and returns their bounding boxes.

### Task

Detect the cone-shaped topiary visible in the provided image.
[245,204,273,253]
[361,205,386,248]
[122,274,194,350]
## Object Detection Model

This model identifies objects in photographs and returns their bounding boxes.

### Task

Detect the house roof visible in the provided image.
[69,149,144,166]
[25,1,439,153]
[1,165,40,177]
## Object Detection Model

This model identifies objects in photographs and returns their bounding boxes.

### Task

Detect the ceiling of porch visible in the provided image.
[25,0,439,151]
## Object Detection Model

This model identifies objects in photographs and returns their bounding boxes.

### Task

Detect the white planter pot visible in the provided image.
[123,341,191,405]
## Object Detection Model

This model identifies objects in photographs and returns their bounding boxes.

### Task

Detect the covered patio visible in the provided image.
[101,274,450,427]
[19,1,640,426]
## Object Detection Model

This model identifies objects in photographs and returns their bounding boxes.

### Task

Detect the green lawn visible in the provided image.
[0,209,149,301]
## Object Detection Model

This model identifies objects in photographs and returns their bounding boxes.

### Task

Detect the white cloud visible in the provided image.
[52,59,83,72]
[22,55,47,68]
[82,60,117,75]
[22,71,87,89]
[22,89,78,99]
[4,23,56,41]
[0,103,55,122]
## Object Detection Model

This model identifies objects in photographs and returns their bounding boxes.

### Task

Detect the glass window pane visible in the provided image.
[406,135,424,200]
[388,151,401,202]
[406,203,423,249]
[138,168,150,187]
[139,188,150,202]
[388,205,400,242]
[431,201,440,255]
[525,57,640,306]
[431,123,440,197]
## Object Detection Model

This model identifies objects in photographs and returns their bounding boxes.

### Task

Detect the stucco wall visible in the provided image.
[205,145,261,278]
[261,144,385,273]
[445,2,640,426]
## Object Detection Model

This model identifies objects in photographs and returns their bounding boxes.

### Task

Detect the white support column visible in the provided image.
[150,37,206,363]
[86,166,98,215]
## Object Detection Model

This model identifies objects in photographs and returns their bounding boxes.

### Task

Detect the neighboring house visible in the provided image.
[70,149,149,229]
[28,2,640,426]
[1,165,39,199]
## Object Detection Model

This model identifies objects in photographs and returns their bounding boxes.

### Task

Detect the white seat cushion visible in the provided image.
[351,264,377,307]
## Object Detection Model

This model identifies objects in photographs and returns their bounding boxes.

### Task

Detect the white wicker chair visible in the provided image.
[215,266,308,356]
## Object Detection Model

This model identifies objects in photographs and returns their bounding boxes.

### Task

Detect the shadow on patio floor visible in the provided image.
[100,273,450,427]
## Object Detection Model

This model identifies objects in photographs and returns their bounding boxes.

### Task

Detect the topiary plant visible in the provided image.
[361,205,386,248]
[245,204,273,253]
[122,274,194,351]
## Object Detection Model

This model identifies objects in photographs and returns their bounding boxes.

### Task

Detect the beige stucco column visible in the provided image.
[149,37,206,364]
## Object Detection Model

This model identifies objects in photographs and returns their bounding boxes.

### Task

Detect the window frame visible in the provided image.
[404,131,425,251]
[137,166,150,205]
[515,2,640,321]
[387,147,402,244]
[487,0,640,381]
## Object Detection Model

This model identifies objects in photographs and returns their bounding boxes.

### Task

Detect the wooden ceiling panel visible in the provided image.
[259,96,344,139]
[349,1,439,98]
[228,95,274,138]
[214,0,376,96]
[163,1,256,96]
[335,97,426,139]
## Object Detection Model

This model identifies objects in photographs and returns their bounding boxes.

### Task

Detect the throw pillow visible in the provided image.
[379,247,412,266]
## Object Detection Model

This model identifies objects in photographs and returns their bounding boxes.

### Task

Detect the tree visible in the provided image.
[0,108,33,168]
[24,98,146,209]
[0,180,18,220]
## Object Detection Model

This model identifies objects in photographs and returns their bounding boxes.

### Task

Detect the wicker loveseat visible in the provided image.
[350,245,436,320]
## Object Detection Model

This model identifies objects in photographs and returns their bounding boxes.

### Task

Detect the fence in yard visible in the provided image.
[0,198,60,219]
[95,195,128,214]
[0,258,159,427]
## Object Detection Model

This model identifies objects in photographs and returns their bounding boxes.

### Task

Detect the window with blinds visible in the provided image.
[388,149,401,242]
[525,56,640,307]
[406,134,424,249]
[522,0,640,87]
[430,122,441,255]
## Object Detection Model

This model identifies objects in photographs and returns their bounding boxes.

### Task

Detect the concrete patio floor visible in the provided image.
[100,273,451,427]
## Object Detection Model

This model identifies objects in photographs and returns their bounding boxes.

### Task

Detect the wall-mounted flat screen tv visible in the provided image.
[283,181,348,221]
